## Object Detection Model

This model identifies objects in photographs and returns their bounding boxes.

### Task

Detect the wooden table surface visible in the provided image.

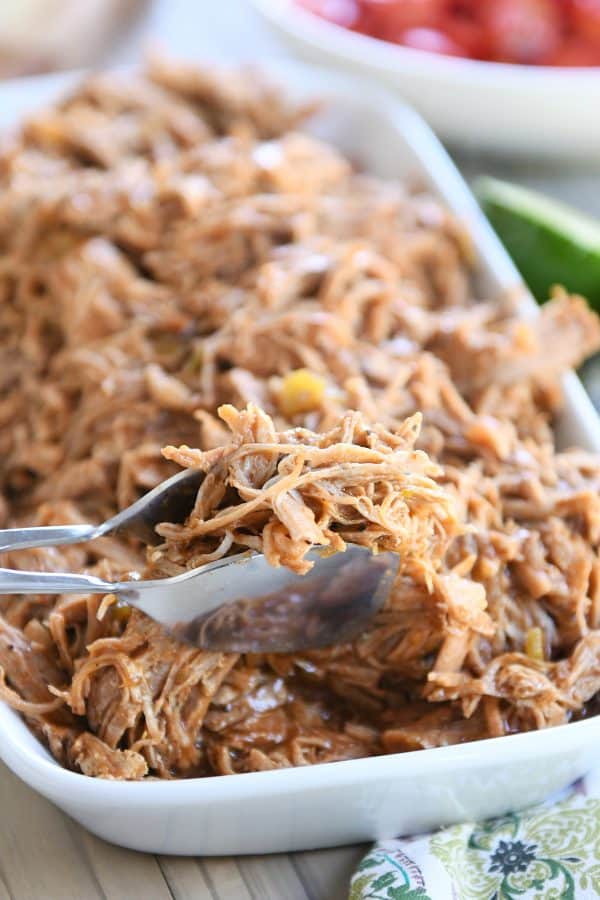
[0,761,366,899]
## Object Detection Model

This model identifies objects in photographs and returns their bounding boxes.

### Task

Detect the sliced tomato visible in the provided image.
[544,35,600,64]
[296,0,600,67]
[568,0,600,43]
[360,0,446,40]
[446,0,481,13]
[396,25,465,55]
[482,0,564,64]
[443,15,491,58]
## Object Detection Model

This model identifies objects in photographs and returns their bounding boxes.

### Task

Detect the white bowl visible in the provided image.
[1,59,600,856]
[253,0,600,159]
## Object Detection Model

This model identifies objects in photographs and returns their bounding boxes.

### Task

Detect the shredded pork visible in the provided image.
[152,404,457,577]
[2,55,600,779]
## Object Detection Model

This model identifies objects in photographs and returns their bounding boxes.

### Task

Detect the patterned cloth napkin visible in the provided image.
[350,770,600,899]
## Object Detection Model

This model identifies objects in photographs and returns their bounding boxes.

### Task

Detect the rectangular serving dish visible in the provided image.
[1,60,600,857]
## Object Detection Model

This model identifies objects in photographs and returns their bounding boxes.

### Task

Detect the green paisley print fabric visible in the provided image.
[350,785,600,899]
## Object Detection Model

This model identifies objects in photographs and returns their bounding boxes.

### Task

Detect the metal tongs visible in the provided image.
[0,470,399,653]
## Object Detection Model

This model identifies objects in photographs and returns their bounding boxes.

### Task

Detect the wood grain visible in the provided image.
[157,858,214,899]
[0,762,364,899]
[293,847,367,900]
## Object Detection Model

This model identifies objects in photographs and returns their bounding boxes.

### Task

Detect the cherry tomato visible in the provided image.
[482,0,563,64]
[397,26,465,56]
[360,0,446,40]
[568,0,600,43]
[297,0,362,29]
[545,35,600,63]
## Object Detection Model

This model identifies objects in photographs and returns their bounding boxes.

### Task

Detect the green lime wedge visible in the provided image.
[474,176,600,309]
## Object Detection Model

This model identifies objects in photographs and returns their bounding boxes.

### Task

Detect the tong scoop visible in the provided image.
[0,470,399,653]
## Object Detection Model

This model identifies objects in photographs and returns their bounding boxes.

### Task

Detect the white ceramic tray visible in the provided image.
[253,0,600,159]
[1,60,600,857]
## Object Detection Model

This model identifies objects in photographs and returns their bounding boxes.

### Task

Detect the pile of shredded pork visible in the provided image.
[151,404,457,578]
[2,56,600,780]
